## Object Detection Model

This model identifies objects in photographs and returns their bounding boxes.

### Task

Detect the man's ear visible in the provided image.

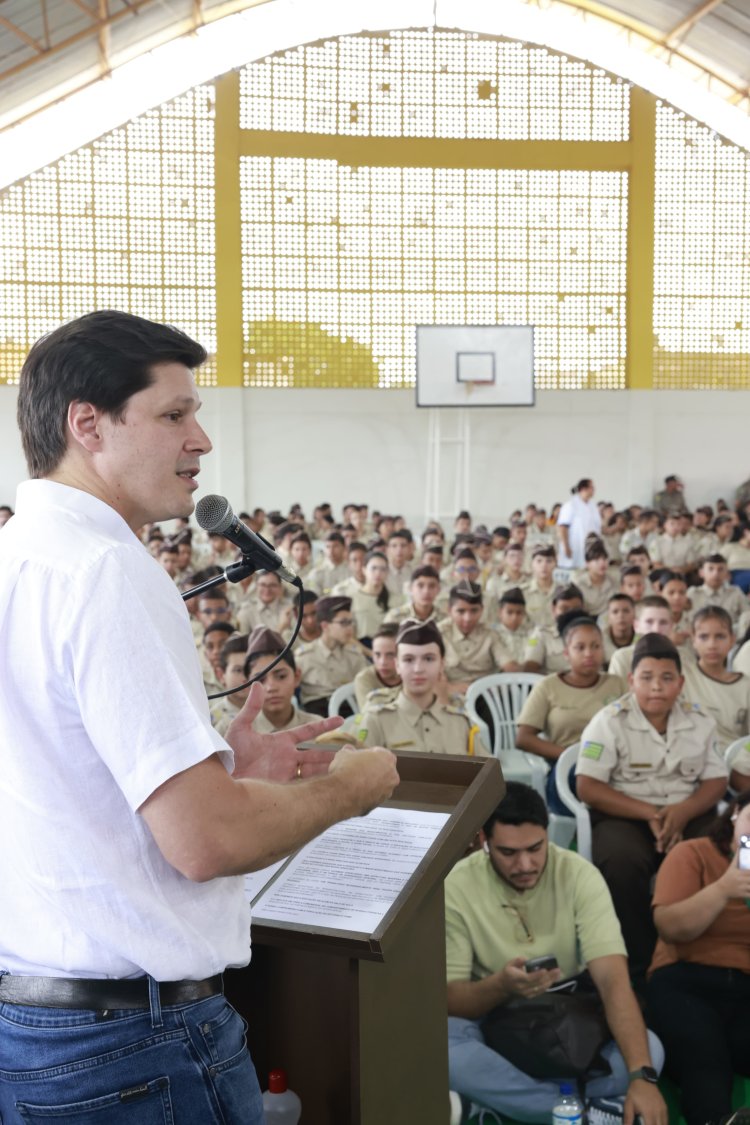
[67,400,103,453]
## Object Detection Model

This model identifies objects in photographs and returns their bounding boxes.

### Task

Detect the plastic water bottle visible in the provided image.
[552,1081,584,1125]
[261,1068,301,1123]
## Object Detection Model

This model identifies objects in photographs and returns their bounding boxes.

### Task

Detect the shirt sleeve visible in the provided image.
[572,858,627,963]
[697,719,730,781]
[516,678,552,731]
[352,707,385,748]
[574,709,618,782]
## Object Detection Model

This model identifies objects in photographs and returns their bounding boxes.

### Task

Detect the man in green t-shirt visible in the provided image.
[446,783,666,1123]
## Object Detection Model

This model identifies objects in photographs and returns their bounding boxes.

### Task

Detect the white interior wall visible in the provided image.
[1,385,747,526]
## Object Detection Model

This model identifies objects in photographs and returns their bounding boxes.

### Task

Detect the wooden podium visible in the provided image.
[224,752,504,1124]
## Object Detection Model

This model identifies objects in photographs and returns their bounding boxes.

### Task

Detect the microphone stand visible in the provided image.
[181,558,256,603]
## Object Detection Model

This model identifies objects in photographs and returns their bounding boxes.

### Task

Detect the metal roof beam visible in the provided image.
[0,15,44,53]
[664,0,726,47]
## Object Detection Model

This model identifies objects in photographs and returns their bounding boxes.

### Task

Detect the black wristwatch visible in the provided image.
[628,1066,659,1085]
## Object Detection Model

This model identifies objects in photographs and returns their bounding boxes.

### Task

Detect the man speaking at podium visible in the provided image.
[0,311,398,1124]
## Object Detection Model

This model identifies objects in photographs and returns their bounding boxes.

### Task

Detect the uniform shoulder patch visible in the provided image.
[581,740,604,761]
[366,696,398,713]
[680,700,705,716]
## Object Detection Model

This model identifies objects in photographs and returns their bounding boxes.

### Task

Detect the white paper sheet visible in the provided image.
[252,807,450,932]
[243,859,287,905]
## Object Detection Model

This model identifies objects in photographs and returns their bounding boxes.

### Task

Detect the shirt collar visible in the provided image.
[397,692,441,726]
[15,480,136,545]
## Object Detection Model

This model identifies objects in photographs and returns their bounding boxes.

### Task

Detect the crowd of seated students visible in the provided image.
[7,484,749,1122]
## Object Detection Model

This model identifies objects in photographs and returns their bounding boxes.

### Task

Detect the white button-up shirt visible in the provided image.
[0,481,250,980]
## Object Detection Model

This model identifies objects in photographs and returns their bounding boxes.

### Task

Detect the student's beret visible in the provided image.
[246,626,285,659]
[449,580,483,605]
[396,619,445,653]
[500,587,526,607]
[316,595,352,622]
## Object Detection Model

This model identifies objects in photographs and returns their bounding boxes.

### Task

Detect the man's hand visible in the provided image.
[624,1079,668,1125]
[226,681,343,781]
[655,803,690,853]
[499,956,561,999]
[327,746,400,817]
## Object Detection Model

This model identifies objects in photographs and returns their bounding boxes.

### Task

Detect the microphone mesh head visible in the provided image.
[195,494,233,534]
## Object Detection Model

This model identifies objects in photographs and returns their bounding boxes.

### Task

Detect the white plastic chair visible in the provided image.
[554,743,592,861]
[464,672,548,796]
[725,736,750,791]
[327,681,358,718]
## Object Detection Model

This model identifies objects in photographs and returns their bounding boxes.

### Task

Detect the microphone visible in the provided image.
[195,495,298,586]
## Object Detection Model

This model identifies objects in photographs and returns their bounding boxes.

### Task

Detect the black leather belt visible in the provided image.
[0,973,223,1010]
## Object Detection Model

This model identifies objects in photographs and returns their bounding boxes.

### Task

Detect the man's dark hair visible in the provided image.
[483,781,549,835]
[17,310,207,478]
[203,622,234,641]
[631,633,681,674]
[708,790,750,857]
[244,648,296,676]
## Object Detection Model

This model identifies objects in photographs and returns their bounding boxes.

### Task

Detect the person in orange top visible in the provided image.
[646,791,750,1125]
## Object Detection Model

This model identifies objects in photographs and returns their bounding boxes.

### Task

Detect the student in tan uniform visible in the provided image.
[241,627,321,733]
[682,606,750,753]
[384,564,444,626]
[201,621,235,695]
[600,593,636,667]
[295,595,369,716]
[308,531,350,595]
[279,589,321,644]
[209,634,251,736]
[608,597,676,679]
[486,543,529,602]
[688,554,747,627]
[516,612,626,813]
[350,551,391,641]
[620,564,647,604]
[288,532,314,582]
[438,581,507,691]
[522,545,556,627]
[385,529,413,598]
[577,538,618,618]
[194,589,235,638]
[492,588,532,670]
[237,569,287,634]
[522,584,585,674]
[353,620,487,756]
[576,634,728,985]
[649,514,698,575]
[353,623,402,709]
[330,540,367,597]
[658,572,692,647]
[724,523,750,592]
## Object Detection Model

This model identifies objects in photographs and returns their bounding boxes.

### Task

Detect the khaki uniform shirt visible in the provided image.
[438,620,506,684]
[575,571,619,618]
[516,673,627,749]
[733,641,750,679]
[209,695,242,737]
[296,638,369,705]
[523,624,568,674]
[681,663,750,753]
[251,703,319,734]
[689,582,747,626]
[601,628,635,668]
[445,845,626,985]
[576,692,726,805]
[485,572,530,603]
[330,575,364,597]
[649,533,698,570]
[308,561,350,596]
[608,639,695,681]
[492,621,533,666]
[350,588,388,639]
[354,690,488,756]
[237,597,287,635]
[383,601,445,626]
[386,564,412,599]
[523,580,556,628]
[353,665,400,710]
[724,543,750,571]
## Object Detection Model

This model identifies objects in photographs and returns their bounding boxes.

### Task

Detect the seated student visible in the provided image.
[384,528,413,597]
[681,606,750,754]
[440,545,481,590]
[351,550,391,642]
[421,543,445,574]
[577,539,619,618]
[491,525,510,557]
[625,545,655,593]
[600,593,636,667]
[516,613,626,813]
[492,588,533,671]
[308,530,350,594]
[438,581,507,692]
[657,571,692,647]
[608,596,680,679]
[620,563,647,605]
[237,569,287,634]
[295,595,369,716]
[620,508,659,559]
[523,545,557,627]
[353,623,402,709]
[446,783,666,1124]
[241,626,320,733]
[576,634,728,985]
[354,619,487,755]
[201,620,235,695]
[209,634,251,736]
[194,589,235,643]
[288,531,314,581]
[156,541,180,581]
[331,540,367,597]
[602,510,627,565]
[385,564,444,626]
[689,553,747,627]
[649,514,699,576]
[522,584,585,674]
[646,792,750,1125]
[723,523,750,593]
[526,507,554,548]
[486,543,529,602]
[279,588,320,644]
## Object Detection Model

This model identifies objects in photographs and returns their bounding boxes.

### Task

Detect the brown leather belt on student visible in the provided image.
[0,973,223,1010]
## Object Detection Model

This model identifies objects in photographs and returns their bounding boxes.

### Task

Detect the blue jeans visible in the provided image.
[0,978,264,1123]
[448,1017,664,1121]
